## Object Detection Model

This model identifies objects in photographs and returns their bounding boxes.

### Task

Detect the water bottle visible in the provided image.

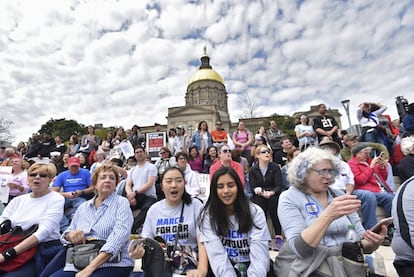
[345,224,359,242]
[234,263,247,277]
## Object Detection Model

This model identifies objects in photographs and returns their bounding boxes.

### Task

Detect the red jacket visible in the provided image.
[348,157,388,193]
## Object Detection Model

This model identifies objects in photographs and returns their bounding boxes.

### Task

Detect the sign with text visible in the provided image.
[119,140,134,159]
[0,166,12,204]
[197,173,210,203]
[146,132,167,161]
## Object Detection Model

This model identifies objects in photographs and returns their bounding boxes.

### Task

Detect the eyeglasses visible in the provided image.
[221,149,230,153]
[310,168,338,177]
[178,157,186,161]
[29,173,48,178]
[260,150,271,154]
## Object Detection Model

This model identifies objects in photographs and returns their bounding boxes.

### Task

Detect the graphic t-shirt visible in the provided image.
[200,203,270,264]
[52,168,91,192]
[141,199,203,248]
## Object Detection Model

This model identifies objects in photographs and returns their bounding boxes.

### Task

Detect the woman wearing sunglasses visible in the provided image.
[0,163,64,276]
[209,145,245,188]
[249,145,284,250]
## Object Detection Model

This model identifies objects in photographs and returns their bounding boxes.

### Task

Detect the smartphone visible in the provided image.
[370,217,393,233]
[379,151,385,158]
[128,238,145,252]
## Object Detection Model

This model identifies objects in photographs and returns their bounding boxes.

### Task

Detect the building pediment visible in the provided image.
[168,105,216,116]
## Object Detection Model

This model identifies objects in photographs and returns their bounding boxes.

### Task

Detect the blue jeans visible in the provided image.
[60,197,86,232]
[375,192,394,216]
[353,190,394,229]
[353,190,377,230]
[363,129,383,144]
[0,260,36,277]
[49,266,133,277]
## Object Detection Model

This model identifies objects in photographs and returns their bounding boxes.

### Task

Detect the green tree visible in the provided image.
[38,118,85,141]
[0,118,13,146]
[267,114,296,140]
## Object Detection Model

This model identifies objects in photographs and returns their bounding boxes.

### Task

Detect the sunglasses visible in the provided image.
[222,149,230,153]
[29,173,48,178]
[260,150,271,154]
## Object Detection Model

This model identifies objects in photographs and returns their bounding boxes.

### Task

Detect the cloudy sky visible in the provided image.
[1,0,413,144]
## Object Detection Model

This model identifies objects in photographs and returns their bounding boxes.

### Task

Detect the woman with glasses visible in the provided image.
[209,145,245,188]
[154,147,176,200]
[0,163,64,276]
[211,122,228,147]
[249,145,284,250]
[175,152,201,199]
[274,147,386,276]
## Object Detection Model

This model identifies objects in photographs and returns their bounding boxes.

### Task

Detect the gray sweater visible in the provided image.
[391,176,414,261]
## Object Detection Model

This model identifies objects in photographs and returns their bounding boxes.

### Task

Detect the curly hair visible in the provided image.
[287,147,341,189]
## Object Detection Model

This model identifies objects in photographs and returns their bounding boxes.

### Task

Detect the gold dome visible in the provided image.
[188,68,224,85]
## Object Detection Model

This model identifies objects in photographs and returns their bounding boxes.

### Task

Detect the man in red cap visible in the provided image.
[52,156,93,232]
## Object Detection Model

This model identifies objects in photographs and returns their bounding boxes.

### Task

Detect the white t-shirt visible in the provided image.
[128,162,157,199]
[142,199,203,248]
[331,160,354,191]
[0,191,64,242]
[200,203,270,276]
[294,124,316,147]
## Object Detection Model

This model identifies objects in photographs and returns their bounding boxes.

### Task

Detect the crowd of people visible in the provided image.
[0,100,413,276]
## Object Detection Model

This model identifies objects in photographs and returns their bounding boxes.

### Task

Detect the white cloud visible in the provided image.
[1,0,413,144]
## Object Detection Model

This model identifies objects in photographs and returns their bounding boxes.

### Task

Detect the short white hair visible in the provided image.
[287,147,341,188]
[401,137,414,156]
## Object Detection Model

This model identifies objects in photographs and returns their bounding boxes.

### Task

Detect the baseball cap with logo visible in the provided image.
[68,156,80,166]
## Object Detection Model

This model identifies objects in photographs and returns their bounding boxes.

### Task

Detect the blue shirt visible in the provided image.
[61,193,134,267]
[53,168,92,192]
[278,186,365,257]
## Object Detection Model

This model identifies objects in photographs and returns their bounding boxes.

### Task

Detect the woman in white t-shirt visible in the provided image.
[0,163,64,275]
[199,167,271,276]
[295,114,317,151]
[130,167,208,276]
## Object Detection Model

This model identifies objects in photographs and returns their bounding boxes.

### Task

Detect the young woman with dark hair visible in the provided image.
[199,167,271,276]
[188,145,204,173]
[203,146,218,173]
[130,167,208,276]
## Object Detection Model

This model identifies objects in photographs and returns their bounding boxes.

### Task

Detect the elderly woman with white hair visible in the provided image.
[274,147,386,276]
[90,150,107,175]
[399,135,414,183]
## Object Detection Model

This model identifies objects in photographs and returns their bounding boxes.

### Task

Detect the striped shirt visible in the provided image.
[61,192,134,268]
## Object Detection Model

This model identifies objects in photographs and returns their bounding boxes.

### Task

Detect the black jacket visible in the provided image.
[248,162,283,194]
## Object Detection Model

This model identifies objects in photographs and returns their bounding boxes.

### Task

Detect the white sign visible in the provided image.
[0,166,12,204]
[197,173,210,203]
[119,140,135,159]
